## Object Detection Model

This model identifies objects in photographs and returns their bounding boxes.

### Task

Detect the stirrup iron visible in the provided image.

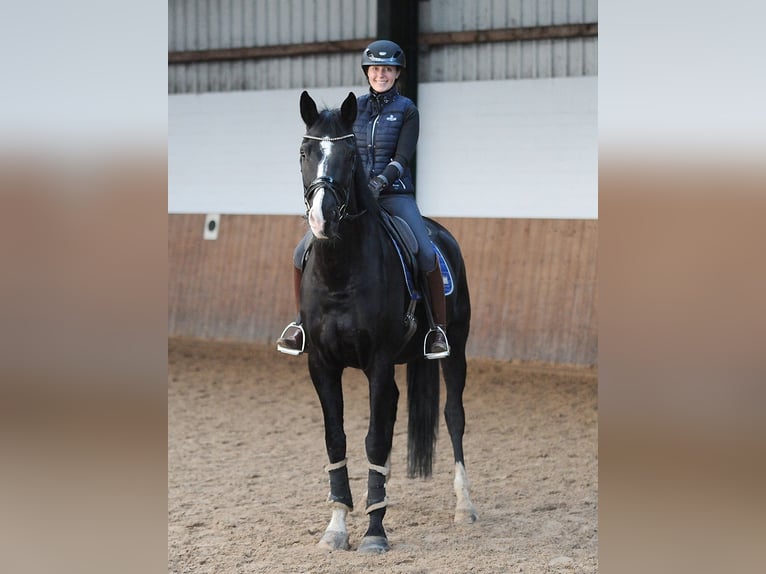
[424,325,450,360]
[276,322,305,356]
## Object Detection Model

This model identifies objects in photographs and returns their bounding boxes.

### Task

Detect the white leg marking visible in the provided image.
[308,188,326,238]
[327,507,347,532]
[317,506,350,550]
[453,462,478,523]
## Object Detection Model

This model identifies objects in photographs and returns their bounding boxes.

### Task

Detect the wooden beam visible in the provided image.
[419,23,598,47]
[168,24,597,65]
[168,38,374,65]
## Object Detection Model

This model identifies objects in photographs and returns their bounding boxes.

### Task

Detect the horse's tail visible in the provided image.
[406,356,440,478]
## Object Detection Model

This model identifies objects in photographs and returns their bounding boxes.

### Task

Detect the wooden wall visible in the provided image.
[168,214,597,365]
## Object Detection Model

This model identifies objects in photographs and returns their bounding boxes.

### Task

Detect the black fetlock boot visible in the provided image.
[276,267,305,355]
[358,463,390,553]
[424,258,450,359]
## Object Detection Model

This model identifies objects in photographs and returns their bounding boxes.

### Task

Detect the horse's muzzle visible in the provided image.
[305,178,349,240]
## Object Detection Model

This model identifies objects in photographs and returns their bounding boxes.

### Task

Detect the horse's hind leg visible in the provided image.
[309,361,353,550]
[358,362,399,553]
[441,352,479,524]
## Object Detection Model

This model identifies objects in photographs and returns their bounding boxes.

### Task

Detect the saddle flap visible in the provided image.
[391,216,418,254]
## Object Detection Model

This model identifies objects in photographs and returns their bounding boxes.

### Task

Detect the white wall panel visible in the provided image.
[417,78,597,218]
[169,78,596,219]
[168,87,356,215]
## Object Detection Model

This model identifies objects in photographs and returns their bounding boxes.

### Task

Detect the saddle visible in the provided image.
[299,210,454,300]
[378,210,454,301]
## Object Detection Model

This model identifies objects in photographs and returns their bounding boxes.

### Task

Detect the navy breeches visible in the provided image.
[378,194,436,273]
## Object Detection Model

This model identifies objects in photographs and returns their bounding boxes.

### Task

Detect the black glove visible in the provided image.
[368,174,389,198]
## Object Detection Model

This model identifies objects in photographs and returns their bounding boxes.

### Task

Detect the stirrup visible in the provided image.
[276,322,305,356]
[424,326,450,360]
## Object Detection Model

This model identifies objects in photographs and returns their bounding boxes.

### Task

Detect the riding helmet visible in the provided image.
[361,39,406,73]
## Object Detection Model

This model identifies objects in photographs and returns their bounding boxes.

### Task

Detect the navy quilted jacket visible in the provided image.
[354,87,419,195]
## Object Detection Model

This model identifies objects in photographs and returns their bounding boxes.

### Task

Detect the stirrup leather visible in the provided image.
[424,325,450,359]
[276,322,305,355]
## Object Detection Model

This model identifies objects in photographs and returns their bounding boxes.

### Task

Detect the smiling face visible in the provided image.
[366,65,400,93]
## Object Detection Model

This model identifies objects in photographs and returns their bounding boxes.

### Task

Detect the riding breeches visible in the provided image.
[378,194,436,273]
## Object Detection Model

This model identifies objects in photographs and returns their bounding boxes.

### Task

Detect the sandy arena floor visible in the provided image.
[168,337,597,573]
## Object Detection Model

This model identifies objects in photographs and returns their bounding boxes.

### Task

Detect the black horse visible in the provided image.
[296,91,477,553]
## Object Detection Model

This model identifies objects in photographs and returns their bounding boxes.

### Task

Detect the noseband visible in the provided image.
[302,133,360,223]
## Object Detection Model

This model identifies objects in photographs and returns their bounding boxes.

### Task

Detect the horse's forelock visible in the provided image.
[310,110,339,137]
[305,109,346,138]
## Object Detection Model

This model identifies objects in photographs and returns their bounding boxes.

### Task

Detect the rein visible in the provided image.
[302,133,366,222]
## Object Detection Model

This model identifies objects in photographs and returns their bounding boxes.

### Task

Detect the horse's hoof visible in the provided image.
[317,530,349,551]
[454,507,479,524]
[357,535,390,554]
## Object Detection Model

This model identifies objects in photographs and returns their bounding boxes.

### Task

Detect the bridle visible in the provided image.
[302,133,361,223]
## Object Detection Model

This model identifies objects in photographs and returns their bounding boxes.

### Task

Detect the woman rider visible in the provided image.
[277,39,449,359]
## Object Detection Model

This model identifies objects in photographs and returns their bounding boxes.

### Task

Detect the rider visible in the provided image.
[276,39,449,359]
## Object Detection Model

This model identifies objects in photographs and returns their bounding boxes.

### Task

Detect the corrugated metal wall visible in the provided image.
[420,0,598,81]
[168,0,597,93]
[168,214,598,365]
[168,0,375,92]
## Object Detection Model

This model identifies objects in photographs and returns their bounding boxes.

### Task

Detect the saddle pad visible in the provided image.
[433,243,455,296]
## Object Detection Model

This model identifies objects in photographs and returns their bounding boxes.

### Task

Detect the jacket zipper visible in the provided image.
[369,114,381,178]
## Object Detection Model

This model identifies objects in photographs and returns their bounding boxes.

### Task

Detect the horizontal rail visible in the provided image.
[420,23,597,46]
[169,23,597,65]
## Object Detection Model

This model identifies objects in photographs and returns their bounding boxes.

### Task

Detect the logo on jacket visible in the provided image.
[385,114,398,121]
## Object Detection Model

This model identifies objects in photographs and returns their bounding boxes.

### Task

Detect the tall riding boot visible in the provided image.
[276,267,305,355]
[424,258,450,359]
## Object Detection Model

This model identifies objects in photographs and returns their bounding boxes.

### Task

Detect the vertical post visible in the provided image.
[377,0,420,190]
[377,0,419,105]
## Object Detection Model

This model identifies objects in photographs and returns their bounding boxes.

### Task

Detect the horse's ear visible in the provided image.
[300,90,319,127]
[340,92,357,128]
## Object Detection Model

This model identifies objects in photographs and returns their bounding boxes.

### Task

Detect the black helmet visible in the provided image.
[361,40,406,72]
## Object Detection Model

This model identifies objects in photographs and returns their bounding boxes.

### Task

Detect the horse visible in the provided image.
[295,90,478,553]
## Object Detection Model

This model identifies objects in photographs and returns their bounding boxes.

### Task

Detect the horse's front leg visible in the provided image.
[309,360,353,551]
[358,361,399,554]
